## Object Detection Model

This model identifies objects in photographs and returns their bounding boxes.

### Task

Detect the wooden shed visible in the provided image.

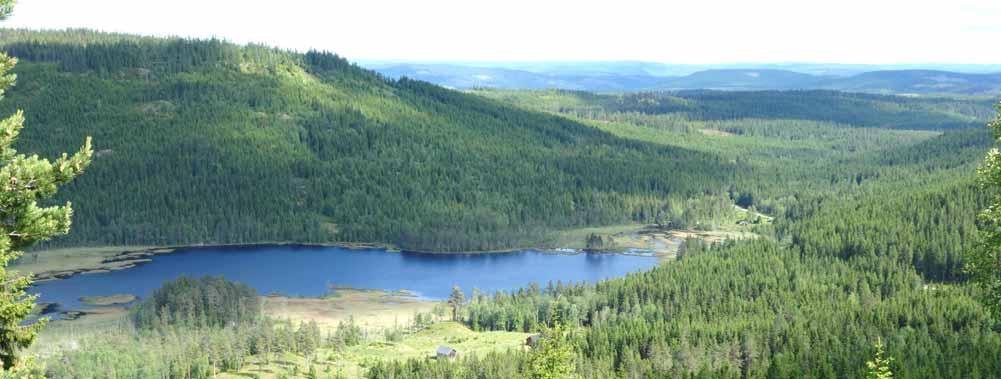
[436,346,457,359]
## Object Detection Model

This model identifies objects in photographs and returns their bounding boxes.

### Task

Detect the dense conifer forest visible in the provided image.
[365,120,1001,378]
[0,30,745,251]
[2,30,996,252]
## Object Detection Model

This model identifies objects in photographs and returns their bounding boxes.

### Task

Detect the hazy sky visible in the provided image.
[4,0,1000,64]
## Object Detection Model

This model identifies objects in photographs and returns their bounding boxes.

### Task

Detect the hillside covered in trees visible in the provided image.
[0,30,740,251]
[3,30,997,253]
[364,103,1001,378]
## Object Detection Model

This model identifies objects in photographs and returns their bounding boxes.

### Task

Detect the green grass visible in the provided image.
[79,294,137,306]
[546,224,648,249]
[225,321,529,378]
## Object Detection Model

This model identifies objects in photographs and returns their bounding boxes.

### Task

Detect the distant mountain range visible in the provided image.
[363,62,1001,95]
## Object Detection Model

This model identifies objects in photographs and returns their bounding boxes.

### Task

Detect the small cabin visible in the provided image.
[436,346,457,359]
[526,334,544,347]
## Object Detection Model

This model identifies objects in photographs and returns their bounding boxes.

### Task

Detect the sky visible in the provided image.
[3,0,1001,64]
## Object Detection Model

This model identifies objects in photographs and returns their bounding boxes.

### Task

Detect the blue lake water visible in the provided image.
[29,245,659,311]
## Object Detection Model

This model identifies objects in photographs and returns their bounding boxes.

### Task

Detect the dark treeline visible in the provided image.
[781,180,984,281]
[130,276,261,330]
[0,29,736,251]
[572,90,996,130]
[0,29,365,77]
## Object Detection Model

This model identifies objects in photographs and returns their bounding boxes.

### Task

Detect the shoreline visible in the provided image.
[26,241,401,283]
[25,223,722,284]
[26,241,664,285]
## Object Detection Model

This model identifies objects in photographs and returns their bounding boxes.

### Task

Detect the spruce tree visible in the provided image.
[448,285,464,321]
[973,101,1001,318]
[0,0,93,370]
[527,323,577,379]
[865,338,893,379]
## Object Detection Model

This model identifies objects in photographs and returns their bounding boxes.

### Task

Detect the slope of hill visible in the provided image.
[477,89,995,130]
[364,106,1001,379]
[658,69,830,90]
[828,69,1001,95]
[0,29,736,251]
[1,30,994,253]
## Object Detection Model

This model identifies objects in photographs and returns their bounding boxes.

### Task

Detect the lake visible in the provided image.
[29,245,659,311]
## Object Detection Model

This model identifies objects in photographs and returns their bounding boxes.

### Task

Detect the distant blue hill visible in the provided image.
[372,63,671,91]
[367,62,1001,95]
[658,69,832,90]
[826,70,1001,95]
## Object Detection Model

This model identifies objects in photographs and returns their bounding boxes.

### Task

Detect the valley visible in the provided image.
[0,19,998,379]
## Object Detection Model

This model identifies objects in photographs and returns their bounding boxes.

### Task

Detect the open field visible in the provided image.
[36,288,439,344]
[219,322,530,379]
[546,224,650,249]
[550,222,764,261]
[262,289,439,333]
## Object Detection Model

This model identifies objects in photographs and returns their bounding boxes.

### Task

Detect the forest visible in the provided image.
[0,29,745,252]
[1,29,1000,378]
[1,29,996,252]
[363,101,1001,377]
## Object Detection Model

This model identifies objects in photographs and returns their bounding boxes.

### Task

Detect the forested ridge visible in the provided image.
[485,89,996,130]
[0,29,738,251]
